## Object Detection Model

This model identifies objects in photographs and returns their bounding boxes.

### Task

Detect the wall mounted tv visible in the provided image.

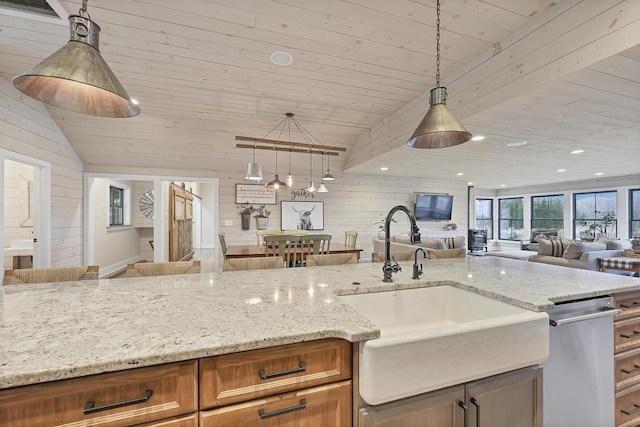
[415,194,453,221]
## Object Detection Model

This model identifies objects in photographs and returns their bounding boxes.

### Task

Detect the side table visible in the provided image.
[599,257,640,276]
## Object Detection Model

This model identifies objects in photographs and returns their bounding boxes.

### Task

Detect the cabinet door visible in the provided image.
[466,367,542,427]
[358,385,465,427]
[200,380,351,426]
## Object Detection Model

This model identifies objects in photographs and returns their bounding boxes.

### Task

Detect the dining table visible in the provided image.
[225,242,363,261]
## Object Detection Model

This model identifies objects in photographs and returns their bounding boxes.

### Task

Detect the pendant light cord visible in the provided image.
[436,0,441,87]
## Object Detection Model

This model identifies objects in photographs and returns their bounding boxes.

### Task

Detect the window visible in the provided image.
[110,186,124,226]
[631,189,640,237]
[574,191,617,238]
[499,198,524,240]
[531,195,564,235]
[475,198,493,239]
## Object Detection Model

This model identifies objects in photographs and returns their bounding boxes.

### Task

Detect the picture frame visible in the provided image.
[281,201,324,231]
[236,183,277,205]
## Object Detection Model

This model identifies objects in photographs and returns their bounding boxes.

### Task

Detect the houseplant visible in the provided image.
[237,203,255,230]
[374,217,397,239]
[588,210,616,238]
[254,204,271,230]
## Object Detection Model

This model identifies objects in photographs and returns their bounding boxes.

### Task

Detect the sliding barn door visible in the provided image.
[169,185,194,261]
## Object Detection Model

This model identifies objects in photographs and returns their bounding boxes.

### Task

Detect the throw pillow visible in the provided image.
[562,241,607,260]
[540,237,572,257]
[394,234,412,244]
[597,238,632,250]
[453,236,466,249]
[419,237,446,250]
[538,239,553,256]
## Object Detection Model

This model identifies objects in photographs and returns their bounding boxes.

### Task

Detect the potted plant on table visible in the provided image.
[254,204,271,230]
[588,210,616,239]
[237,202,255,230]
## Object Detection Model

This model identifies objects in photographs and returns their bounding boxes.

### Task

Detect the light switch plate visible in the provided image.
[224,219,233,226]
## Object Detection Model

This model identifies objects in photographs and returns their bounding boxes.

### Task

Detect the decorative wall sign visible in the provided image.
[281,201,324,231]
[236,184,277,205]
[289,187,316,200]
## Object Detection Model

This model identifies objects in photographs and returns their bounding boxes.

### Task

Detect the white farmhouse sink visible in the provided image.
[339,286,549,405]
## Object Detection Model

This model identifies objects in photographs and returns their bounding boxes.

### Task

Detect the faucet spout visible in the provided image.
[413,248,426,279]
[383,205,421,282]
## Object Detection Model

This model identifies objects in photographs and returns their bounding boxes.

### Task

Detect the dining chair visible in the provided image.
[122,260,201,278]
[306,253,357,267]
[218,232,228,258]
[344,230,358,248]
[255,229,283,246]
[3,266,99,285]
[299,234,332,266]
[264,234,302,267]
[223,256,284,271]
[371,251,414,263]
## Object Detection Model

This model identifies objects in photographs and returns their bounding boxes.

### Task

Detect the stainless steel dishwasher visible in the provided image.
[543,297,622,427]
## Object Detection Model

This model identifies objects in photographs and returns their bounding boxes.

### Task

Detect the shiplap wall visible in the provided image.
[1,77,84,267]
[3,160,33,245]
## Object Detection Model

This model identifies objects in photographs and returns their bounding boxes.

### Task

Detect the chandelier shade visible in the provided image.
[12,1,139,118]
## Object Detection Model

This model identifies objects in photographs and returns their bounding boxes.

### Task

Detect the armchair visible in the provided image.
[521,228,558,251]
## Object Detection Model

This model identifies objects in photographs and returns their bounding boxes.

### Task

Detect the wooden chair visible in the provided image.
[344,230,358,248]
[371,251,414,263]
[264,234,302,267]
[306,253,357,267]
[255,229,283,246]
[3,266,99,285]
[223,256,284,271]
[299,234,332,266]
[218,232,228,258]
[122,260,201,278]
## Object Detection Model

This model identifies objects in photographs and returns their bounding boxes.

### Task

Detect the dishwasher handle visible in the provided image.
[549,307,622,327]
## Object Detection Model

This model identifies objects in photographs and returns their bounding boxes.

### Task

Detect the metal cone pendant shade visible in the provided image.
[13,10,139,118]
[406,87,472,148]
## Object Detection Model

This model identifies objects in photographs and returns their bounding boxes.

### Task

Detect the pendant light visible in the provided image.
[245,144,263,181]
[317,154,328,192]
[322,153,335,181]
[286,147,294,187]
[265,143,288,190]
[12,0,139,118]
[307,149,316,192]
[406,0,471,148]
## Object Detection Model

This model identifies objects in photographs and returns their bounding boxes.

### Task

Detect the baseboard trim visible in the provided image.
[100,255,142,278]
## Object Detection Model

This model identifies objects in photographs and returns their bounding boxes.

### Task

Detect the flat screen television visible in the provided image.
[415,194,453,221]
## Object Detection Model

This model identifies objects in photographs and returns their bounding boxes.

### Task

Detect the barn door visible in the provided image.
[169,185,194,261]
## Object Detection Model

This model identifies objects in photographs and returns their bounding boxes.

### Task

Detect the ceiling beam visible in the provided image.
[235,136,346,152]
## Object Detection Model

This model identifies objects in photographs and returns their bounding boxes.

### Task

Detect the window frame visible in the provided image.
[573,190,617,238]
[630,188,640,238]
[498,197,524,241]
[475,198,494,239]
[531,194,564,233]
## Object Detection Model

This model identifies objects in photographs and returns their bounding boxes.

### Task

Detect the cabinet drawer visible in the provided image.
[0,360,197,427]
[614,291,640,322]
[616,382,640,427]
[136,413,198,427]
[200,339,351,408]
[615,318,640,353]
[200,380,351,427]
[616,347,640,391]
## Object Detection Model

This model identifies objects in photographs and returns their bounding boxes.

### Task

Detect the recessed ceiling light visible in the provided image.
[456,172,464,176]
[570,149,584,154]
[500,184,506,187]
[380,167,388,171]
[557,169,566,172]
[471,135,485,141]
[506,141,528,147]
[595,172,604,176]
[270,51,293,66]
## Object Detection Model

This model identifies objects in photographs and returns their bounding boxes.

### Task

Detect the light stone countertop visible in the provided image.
[1,256,639,390]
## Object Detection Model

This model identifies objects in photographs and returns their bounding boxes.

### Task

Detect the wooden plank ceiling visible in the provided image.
[0,0,638,189]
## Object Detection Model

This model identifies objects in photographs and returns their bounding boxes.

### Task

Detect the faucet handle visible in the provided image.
[391,256,402,272]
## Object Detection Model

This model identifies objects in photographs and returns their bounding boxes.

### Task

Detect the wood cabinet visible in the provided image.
[0,360,198,427]
[357,366,541,427]
[200,338,352,426]
[614,290,640,426]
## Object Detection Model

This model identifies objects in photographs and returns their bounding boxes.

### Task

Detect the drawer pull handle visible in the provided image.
[458,401,468,411]
[259,398,307,419]
[620,301,640,309]
[621,331,640,339]
[622,364,640,375]
[83,389,153,415]
[259,362,306,380]
[621,403,640,416]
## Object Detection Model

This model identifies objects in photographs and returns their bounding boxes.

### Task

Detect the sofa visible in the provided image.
[372,234,467,260]
[527,237,633,273]
[520,228,558,251]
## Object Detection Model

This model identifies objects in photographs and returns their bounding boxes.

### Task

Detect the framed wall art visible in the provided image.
[236,184,277,205]
[281,201,324,231]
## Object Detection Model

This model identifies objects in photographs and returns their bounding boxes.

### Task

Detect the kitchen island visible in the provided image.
[1,256,639,426]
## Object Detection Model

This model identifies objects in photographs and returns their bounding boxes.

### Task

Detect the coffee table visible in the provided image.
[599,257,640,276]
